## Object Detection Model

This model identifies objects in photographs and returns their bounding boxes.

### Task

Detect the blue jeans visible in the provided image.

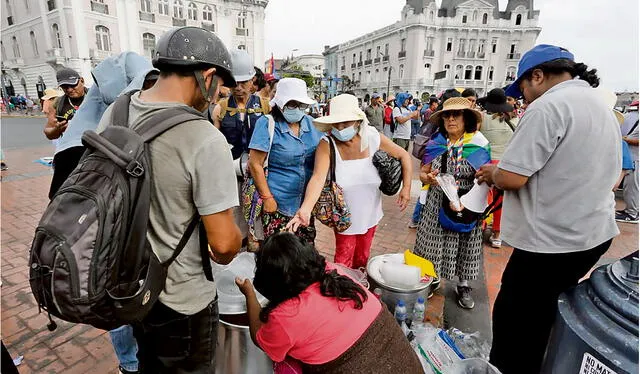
[412,200,423,223]
[109,325,139,372]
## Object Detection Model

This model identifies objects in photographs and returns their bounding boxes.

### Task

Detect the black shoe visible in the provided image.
[119,367,139,374]
[615,211,638,224]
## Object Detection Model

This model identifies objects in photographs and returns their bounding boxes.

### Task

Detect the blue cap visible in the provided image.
[504,44,575,99]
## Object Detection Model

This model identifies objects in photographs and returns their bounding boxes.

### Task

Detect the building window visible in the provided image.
[488,66,494,81]
[95,25,111,51]
[515,14,522,25]
[359,51,362,62]
[478,39,486,54]
[429,10,434,20]
[446,38,452,52]
[462,14,467,23]
[352,73,355,81]
[30,31,39,56]
[173,0,184,18]
[11,36,20,58]
[444,64,450,70]
[142,32,155,58]
[482,13,488,24]
[376,45,381,57]
[366,70,371,82]
[358,72,361,82]
[187,2,197,20]
[384,43,389,56]
[455,65,463,79]
[202,4,212,21]
[0,41,5,59]
[400,38,406,52]
[472,11,477,22]
[399,64,404,79]
[464,65,473,80]
[158,0,168,15]
[366,48,371,60]
[52,23,62,48]
[506,66,516,81]
[140,0,151,12]
[458,39,466,53]
[24,0,29,11]
[6,0,13,25]
[352,53,355,63]
[237,11,246,29]
[474,66,482,80]
[491,39,497,53]
[468,39,476,54]
[238,44,245,50]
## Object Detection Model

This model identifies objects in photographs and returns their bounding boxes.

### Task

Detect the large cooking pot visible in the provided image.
[213,252,273,374]
[367,253,434,314]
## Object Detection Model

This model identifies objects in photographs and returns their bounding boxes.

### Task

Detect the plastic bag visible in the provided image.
[436,174,461,210]
[412,324,464,374]
[446,328,492,360]
[445,358,502,374]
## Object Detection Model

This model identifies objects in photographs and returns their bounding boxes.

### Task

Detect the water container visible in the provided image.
[541,252,639,374]
[394,300,407,325]
[413,296,426,326]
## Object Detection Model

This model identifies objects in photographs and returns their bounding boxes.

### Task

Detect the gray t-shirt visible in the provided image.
[392,106,412,140]
[621,111,639,162]
[98,93,239,315]
[499,79,621,253]
[364,104,384,132]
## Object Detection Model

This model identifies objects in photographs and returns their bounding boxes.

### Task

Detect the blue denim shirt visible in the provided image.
[249,114,323,216]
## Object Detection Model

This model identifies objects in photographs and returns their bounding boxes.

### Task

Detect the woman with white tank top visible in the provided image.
[287,94,412,269]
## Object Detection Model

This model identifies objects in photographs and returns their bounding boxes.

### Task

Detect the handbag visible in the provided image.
[312,137,352,233]
[242,115,275,237]
[372,150,403,196]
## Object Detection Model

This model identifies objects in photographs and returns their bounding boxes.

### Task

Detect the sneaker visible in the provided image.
[615,211,638,224]
[456,285,475,309]
[490,237,502,248]
[1,162,7,171]
[408,221,419,229]
[119,367,139,374]
[428,277,441,299]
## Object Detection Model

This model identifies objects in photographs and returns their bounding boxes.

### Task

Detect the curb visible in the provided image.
[2,114,46,119]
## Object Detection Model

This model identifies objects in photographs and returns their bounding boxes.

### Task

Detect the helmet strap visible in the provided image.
[194,70,218,103]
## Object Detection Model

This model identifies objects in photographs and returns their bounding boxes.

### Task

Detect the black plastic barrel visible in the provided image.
[541,252,639,374]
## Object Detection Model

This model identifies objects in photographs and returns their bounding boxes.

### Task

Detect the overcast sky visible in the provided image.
[264,0,638,92]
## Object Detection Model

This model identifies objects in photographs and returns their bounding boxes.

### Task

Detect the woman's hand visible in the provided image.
[285,207,312,232]
[397,185,410,211]
[449,201,464,212]
[235,277,256,297]
[263,197,278,213]
[421,169,439,186]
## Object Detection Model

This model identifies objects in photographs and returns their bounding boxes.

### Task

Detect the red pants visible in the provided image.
[488,187,503,232]
[334,226,377,269]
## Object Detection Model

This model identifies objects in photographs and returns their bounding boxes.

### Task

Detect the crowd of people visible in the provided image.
[5,23,632,374]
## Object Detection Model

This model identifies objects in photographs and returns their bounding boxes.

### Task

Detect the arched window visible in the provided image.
[488,66,494,81]
[444,64,450,70]
[52,24,62,48]
[474,66,483,80]
[462,14,467,23]
[187,2,197,20]
[30,31,39,56]
[158,0,168,15]
[472,11,478,22]
[202,5,212,21]
[12,36,20,58]
[464,65,473,80]
[95,25,111,51]
[455,65,463,79]
[506,66,516,81]
[237,11,246,29]
[429,10,434,20]
[173,0,184,19]
[516,14,522,25]
[140,0,151,12]
[237,44,245,50]
[482,13,488,24]
[142,32,155,58]
[399,64,404,79]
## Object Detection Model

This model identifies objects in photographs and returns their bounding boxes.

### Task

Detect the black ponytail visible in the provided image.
[520,58,600,87]
[320,269,368,310]
[573,62,600,87]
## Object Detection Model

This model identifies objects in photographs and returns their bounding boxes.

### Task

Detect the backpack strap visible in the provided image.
[217,97,231,121]
[162,213,201,267]
[263,114,276,168]
[111,90,138,128]
[326,136,337,183]
[627,120,639,136]
[134,107,205,143]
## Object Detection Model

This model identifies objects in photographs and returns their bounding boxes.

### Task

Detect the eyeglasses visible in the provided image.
[284,102,309,110]
[60,82,79,90]
[443,110,464,119]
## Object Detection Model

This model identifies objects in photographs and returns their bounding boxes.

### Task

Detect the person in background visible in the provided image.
[364,92,384,132]
[476,88,518,248]
[392,93,419,151]
[617,100,639,223]
[382,95,395,139]
[0,149,7,171]
[24,96,35,115]
[409,98,423,140]
[287,94,412,269]
[476,45,620,374]
[259,73,278,100]
[235,232,423,373]
[41,88,64,129]
[253,66,267,95]
[461,88,478,109]
[43,67,88,199]
[248,78,323,243]
[414,97,490,309]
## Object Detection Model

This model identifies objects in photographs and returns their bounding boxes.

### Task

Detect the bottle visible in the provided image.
[394,300,407,325]
[413,296,426,326]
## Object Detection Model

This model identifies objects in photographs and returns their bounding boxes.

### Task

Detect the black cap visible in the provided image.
[56,68,81,86]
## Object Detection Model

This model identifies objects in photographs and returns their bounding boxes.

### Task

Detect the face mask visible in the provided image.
[331,125,357,142]
[282,108,305,123]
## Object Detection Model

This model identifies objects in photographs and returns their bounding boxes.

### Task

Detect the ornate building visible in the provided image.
[1,0,268,98]
[323,0,541,101]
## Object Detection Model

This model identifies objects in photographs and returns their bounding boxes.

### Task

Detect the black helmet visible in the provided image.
[153,26,236,88]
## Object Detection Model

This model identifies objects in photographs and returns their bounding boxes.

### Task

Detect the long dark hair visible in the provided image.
[270,104,286,123]
[253,232,368,322]
[437,110,478,135]
[520,58,600,87]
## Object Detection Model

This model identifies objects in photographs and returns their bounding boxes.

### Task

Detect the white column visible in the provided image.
[38,0,52,50]
[124,0,141,54]
[57,5,72,57]
[115,0,129,51]
[68,0,92,83]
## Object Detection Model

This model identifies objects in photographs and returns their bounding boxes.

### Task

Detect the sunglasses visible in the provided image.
[60,82,79,90]
[443,110,464,119]
[284,102,309,110]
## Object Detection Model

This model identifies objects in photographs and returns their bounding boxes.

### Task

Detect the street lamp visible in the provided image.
[377,50,393,99]
[290,48,299,60]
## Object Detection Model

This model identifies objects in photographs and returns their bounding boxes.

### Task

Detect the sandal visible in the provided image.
[490,237,502,248]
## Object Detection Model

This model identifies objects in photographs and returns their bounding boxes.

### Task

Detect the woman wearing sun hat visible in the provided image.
[477,88,519,248]
[286,94,412,269]
[248,78,323,243]
[414,97,491,309]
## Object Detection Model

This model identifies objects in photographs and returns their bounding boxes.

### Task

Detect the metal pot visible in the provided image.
[366,253,434,313]
[216,314,273,374]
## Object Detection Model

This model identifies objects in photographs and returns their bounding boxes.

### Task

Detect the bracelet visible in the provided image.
[260,194,273,200]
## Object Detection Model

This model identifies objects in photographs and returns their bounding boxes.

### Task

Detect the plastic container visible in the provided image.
[380,262,421,288]
[394,300,407,325]
[413,296,426,325]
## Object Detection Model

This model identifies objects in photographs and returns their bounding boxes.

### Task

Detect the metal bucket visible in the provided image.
[366,253,434,313]
[216,314,273,374]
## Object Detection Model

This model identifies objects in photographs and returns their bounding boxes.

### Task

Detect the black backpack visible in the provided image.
[29,91,206,331]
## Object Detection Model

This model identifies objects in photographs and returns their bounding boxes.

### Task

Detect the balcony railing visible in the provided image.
[507,53,521,60]
[90,1,109,14]
[172,17,186,26]
[374,57,380,63]
[45,48,65,64]
[357,61,363,67]
[201,22,215,32]
[5,58,25,68]
[382,55,389,62]
[89,49,111,61]
[364,59,372,66]
[505,76,516,82]
[398,50,406,58]
[477,52,486,59]
[139,11,155,22]
[423,50,435,57]
[236,27,247,36]
[456,51,466,58]
[467,51,476,58]
[350,63,356,68]
[47,0,56,11]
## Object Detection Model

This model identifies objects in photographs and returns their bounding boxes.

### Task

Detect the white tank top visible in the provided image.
[325,126,383,235]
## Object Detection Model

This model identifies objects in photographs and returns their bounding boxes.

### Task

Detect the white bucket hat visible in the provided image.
[314,94,370,152]
[269,77,315,110]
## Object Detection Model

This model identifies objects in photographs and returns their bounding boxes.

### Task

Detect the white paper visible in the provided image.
[460,181,490,213]
[436,174,461,210]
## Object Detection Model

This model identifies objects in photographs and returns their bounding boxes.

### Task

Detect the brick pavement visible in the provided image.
[1,145,637,373]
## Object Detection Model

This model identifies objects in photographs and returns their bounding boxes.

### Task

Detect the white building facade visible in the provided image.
[323,0,541,101]
[1,0,268,98]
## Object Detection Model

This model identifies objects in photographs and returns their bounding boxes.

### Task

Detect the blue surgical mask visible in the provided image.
[331,125,357,142]
[282,108,305,123]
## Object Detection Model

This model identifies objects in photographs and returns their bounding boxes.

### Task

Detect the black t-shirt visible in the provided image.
[57,94,85,120]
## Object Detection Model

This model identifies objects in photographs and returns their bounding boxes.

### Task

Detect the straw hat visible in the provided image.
[430,97,482,124]
[42,88,64,101]
[593,87,625,124]
[313,94,368,132]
